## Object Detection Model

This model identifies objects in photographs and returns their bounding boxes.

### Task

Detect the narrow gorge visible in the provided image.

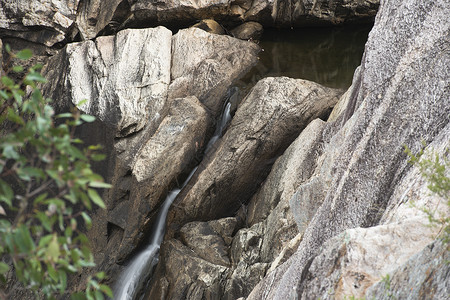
[0,0,448,299]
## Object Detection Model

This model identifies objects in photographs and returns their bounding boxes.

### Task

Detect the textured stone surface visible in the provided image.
[247,0,450,299]
[365,240,450,300]
[230,21,264,40]
[247,118,326,226]
[43,27,172,138]
[146,239,228,300]
[0,0,79,47]
[192,19,225,35]
[117,96,210,258]
[179,221,231,267]
[167,77,341,230]
[169,27,260,117]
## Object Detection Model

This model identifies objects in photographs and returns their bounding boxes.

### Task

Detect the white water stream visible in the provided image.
[114,98,233,300]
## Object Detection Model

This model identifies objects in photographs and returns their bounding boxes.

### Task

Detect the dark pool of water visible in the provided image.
[236,24,372,94]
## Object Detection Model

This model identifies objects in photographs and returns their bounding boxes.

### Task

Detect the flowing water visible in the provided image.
[114,24,371,300]
[114,98,233,300]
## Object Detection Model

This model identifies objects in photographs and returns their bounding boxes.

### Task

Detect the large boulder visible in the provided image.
[168,27,260,118]
[0,0,79,47]
[167,77,342,231]
[247,0,450,299]
[43,27,173,138]
[145,217,238,300]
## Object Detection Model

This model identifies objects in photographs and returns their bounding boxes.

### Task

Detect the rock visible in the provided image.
[224,262,269,300]
[116,96,210,259]
[0,39,2,72]
[247,118,327,225]
[145,239,228,300]
[179,221,231,267]
[0,0,79,47]
[169,27,260,117]
[167,77,342,230]
[299,218,439,299]
[230,22,264,40]
[42,27,173,138]
[219,119,327,299]
[365,239,449,300]
[76,0,128,40]
[192,19,225,35]
[247,0,450,299]
[130,0,233,29]
[245,0,380,26]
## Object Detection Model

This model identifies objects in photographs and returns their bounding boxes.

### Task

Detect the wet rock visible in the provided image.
[192,19,225,35]
[169,27,260,117]
[230,21,264,40]
[116,96,210,258]
[168,77,341,230]
[247,0,450,299]
[0,0,79,47]
[42,27,172,138]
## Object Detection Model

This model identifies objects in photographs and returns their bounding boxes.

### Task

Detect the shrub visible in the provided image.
[0,47,112,299]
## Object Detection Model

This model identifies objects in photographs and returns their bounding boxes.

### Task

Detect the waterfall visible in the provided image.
[114,97,234,300]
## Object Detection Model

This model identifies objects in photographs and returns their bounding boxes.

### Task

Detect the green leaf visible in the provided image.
[3,144,19,159]
[46,235,60,261]
[94,290,104,300]
[80,114,96,123]
[47,263,58,281]
[0,262,9,274]
[90,154,106,162]
[100,285,113,298]
[16,49,33,60]
[7,107,24,125]
[88,181,111,189]
[12,89,23,105]
[0,180,13,207]
[81,212,92,229]
[87,189,105,209]
[71,292,87,300]
[12,65,24,73]
[1,76,14,87]
[59,270,67,293]
[56,113,73,119]
[14,225,36,253]
[38,234,53,248]
[26,72,47,83]
[0,90,9,99]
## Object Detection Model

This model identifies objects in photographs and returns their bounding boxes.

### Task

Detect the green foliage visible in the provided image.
[404,143,450,243]
[0,48,112,299]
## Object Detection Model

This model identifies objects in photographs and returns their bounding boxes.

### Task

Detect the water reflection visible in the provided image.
[237,25,372,92]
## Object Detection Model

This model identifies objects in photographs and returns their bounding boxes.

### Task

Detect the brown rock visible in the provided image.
[230,21,264,40]
[192,19,225,35]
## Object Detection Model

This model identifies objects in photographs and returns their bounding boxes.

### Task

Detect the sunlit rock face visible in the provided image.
[247,0,450,299]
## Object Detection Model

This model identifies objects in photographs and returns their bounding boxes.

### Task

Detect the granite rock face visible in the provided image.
[167,77,342,230]
[247,0,450,299]
[169,27,260,118]
[0,0,79,47]
[148,81,341,299]
[38,25,260,286]
[43,27,172,137]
